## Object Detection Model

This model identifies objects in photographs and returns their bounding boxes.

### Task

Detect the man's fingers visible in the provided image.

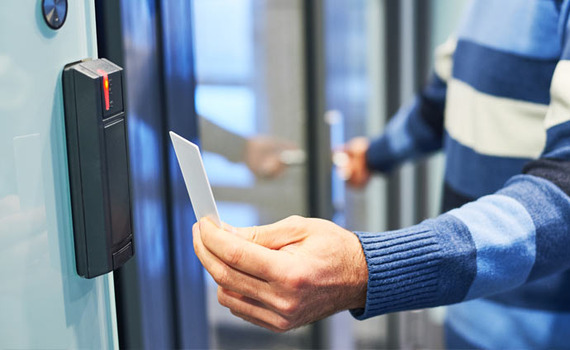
[231,217,306,250]
[193,222,272,301]
[221,222,238,233]
[231,310,286,333]
[199,218,288,280]
[230,310,284,333]
[218,287,294,332]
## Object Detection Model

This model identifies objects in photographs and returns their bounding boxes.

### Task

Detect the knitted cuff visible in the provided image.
[350,223,442,320]
[365,136,396,173]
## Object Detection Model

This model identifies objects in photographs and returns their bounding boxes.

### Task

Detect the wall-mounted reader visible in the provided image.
[63,58,134,278]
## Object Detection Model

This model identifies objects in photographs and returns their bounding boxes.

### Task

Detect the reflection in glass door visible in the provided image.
[192,0,311,348]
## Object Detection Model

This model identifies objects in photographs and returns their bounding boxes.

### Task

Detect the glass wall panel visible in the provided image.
[0,2,117,348]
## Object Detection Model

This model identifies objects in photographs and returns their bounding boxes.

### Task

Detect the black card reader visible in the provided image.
[63,58,134,279]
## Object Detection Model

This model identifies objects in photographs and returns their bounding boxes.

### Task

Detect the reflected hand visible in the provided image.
[193,216,368,332]
[245,136,299,179]
[336,137,370,188]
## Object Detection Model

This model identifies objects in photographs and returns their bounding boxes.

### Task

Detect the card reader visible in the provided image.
[62,58,134,279]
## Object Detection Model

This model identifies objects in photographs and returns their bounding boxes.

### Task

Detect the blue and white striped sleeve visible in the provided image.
[352,11,570,319]
[365,38,455,172]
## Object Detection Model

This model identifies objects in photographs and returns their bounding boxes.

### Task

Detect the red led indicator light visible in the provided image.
[97,69,110,111]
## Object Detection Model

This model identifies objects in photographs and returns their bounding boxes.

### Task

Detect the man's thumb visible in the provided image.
[232,216,305,250]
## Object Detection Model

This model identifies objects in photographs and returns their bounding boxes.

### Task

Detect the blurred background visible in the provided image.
[0,0,467,349]
[193,0,467,348]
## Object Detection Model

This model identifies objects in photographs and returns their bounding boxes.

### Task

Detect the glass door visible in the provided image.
[192,0,312,348]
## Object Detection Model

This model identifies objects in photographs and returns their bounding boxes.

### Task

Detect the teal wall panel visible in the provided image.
[0,1,118,348]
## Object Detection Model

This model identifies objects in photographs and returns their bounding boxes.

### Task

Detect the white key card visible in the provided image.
[170,131,221,227]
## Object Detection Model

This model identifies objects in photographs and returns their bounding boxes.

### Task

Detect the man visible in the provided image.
[193,1,570,348]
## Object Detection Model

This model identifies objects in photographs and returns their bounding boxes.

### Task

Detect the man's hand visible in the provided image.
[192,216,368,332]
[337,137,370,188]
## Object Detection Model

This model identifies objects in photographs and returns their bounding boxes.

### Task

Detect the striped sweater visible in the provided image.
[351,1,570,348]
